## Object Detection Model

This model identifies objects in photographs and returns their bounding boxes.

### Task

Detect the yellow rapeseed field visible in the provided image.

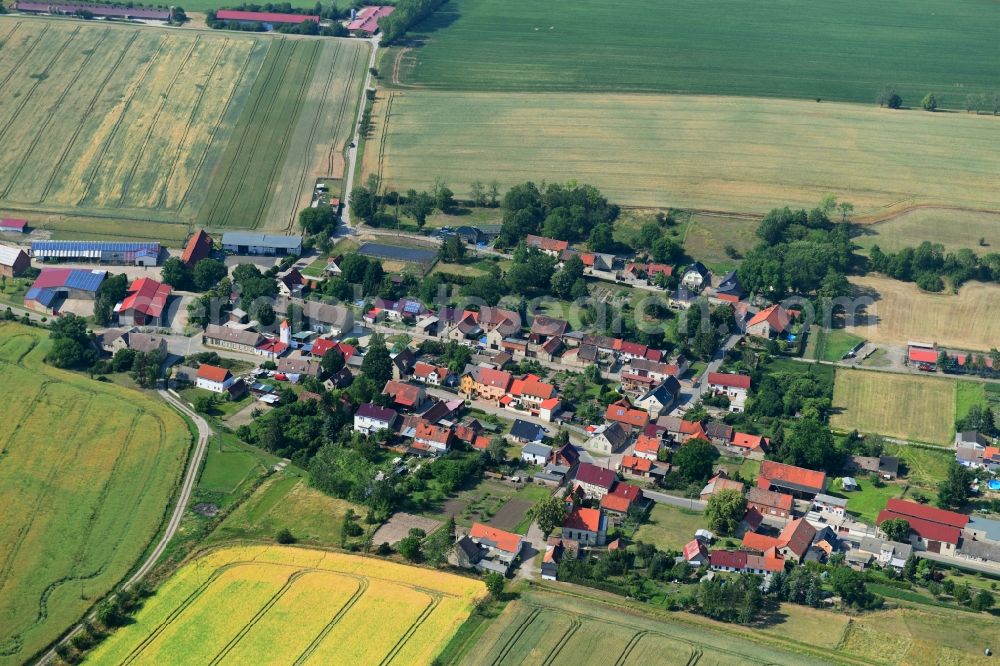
[86,545,485,665]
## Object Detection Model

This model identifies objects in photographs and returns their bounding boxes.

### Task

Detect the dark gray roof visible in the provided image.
[593,423,629,449]
[510,419,546,442]
[221,232,302,251]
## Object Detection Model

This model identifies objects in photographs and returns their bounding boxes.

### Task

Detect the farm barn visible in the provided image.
[181,230,213,268]
[0,218,28,234]
[24,268,106,313]
[13,0,170,19]
[221,232,302,257]
[215,9,319,30]
[0,245,30,278]
[116,278,172,327]
[30,241,161,266]
[347,5,394,34]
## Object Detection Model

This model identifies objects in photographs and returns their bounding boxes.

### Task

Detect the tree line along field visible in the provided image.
[86,545,484,665]
[845,275,1000,352]
[0,17,368,235]
[830,369,957,445]
[395,0,1000,108]
[0,325,189,666]
[364,90,1000,215]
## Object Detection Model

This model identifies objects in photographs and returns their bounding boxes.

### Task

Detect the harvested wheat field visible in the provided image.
[846,275,1000,351]
[365,90,1000,214]
[0,325,189,665]
[85,545,484,665]
[831,369,955,445]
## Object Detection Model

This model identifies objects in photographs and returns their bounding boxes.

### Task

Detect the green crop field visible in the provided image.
[0,18,367,237]
[196,37,368,231]
[457,587,844,665]
[0,324,189,665]
[364,90,1000,214]
[395,0,1000,108]
[855,208,1000,255]
[831,369,956,445]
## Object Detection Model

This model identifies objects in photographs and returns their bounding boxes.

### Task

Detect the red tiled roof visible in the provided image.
[181,229,212,266]
[759,460,826,494]
[604,400,649,428]
[779,518,817,559]
[620,455,652,472]
[540,397,561,410]
[683,539,707,561]
[732,432,769,451]
[877,510,961,545]
[610,482,642,501]
[746,486,793,511]
[710,550,747,569]
[414,361,449,380]
[216,9,319,23]
[197,364,230,383]
[707,372,751,390]
[470,522,522,554]
[742,531,780,552]
[908,347,938,364]
[509,376,556,400]
[475,367,513,391]
[747,304,791,333]
[119,277,171,319]
[600,493,633,513]
[383,380,423,407]
[526,234,569,253]
[415,420,452,445]
[619,341,647,356]
[346,4,393,32]
[634,434,661,455]
[0,218,27,230]
[564,507,601,532]
[884,498,969,529]
[472,435,491,450]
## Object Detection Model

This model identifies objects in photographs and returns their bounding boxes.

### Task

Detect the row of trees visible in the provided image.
[868,242,1000,292]
[378,0,446,44]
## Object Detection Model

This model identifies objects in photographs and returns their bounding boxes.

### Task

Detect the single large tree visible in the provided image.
[361,332,392,384]
[672,439,719,482]
[880,517,910,543]
[528,495,568,537]
[705,489,748,536]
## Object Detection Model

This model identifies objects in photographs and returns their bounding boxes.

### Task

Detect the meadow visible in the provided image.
[0,18,366,235]
[631,504,706,552]
[854,208,1000,255]
[85,545,484,665]
[395,0,1000,107]
[830,369,955,445]
[846,275,1000,351]
[0,324,189,665]
[365,91,1000,214]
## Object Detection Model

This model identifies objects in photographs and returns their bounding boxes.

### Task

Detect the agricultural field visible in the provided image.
[458,587,840,666]
[393,0,1000,108]
[845,275,1000,351]
[0,17,367,236]
[680,213,759,273]
[830,369,956,445]
[0,324,189,666]
[855,208,1000,255]
[364,90,1000,214]
[86,545,484,665]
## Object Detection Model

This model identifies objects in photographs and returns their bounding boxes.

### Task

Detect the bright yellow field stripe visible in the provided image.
[87,546,485,665]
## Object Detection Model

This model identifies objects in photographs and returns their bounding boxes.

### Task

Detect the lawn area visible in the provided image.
[208,474,363,547]
[768,357,836,390]
[632,504,706,552]
[179,386,252,418]
[955,380,987,423]
[855,209,1000,255]
[423,207,503,229]
[831,369,956,445]
[883,443,952,498]
[846,275,1000,352]
[681,213,759,274]
[0,324,189,665]
[828,477,904,524]
[809,328,866,362]
[395,0,1000,109]
[367,91,1000,215]
[0,275,30,309]
[196,433,277,510]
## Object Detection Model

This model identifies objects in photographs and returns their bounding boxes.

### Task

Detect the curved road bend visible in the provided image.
[36,389,211,665]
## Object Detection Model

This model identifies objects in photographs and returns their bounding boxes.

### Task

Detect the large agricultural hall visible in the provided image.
[30,241,161,266]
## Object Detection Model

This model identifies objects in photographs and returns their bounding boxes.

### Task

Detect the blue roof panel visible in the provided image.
[25,287,55,307]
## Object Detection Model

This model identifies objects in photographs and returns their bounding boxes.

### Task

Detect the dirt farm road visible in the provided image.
[35,389,212,665]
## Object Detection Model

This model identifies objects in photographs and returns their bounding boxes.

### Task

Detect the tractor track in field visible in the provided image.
[542,617,581,666]
[35,29,141,204]
[291,575,368,665]
[116,35,201,208]
[175,38,260,213]
[0,29,110,200]
[614,630,648,666]
[0,23,47,92]
[491,607,541,666]
[379,593,440,665]
[0,26,78,149]
[327,46,362,175]
[154,39,227,211]
[77,34,168,206]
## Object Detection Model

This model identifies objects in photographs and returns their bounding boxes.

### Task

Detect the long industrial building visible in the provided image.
[30,241,161,266]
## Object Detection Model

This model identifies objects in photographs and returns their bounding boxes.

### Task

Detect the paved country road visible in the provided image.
[36,389,212,665]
